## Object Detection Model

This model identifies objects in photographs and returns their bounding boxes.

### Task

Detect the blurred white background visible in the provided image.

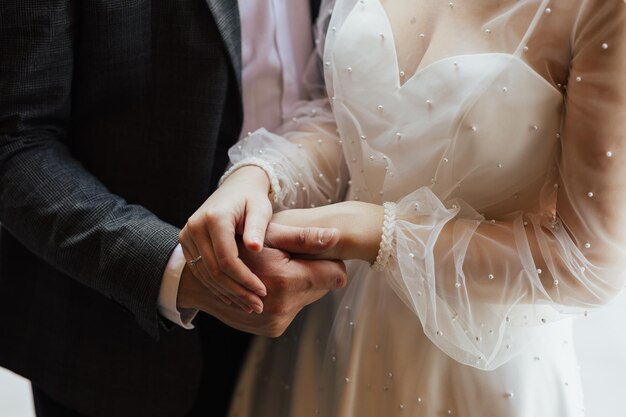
[0,367,34,417]
[0,290,624,417]
[573,289,626,417]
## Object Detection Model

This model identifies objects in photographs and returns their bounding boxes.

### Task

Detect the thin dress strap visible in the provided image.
[514,0,552,56]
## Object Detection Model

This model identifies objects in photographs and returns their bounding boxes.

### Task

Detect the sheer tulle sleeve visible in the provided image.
[221,11,349,210]
[373,1,626,369]
[224,98,349,210]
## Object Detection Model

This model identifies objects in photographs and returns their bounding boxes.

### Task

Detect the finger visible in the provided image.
[189,233,263,313]
[263,257,347,295]
[208,219,267,297]
[265,224,340,255]
[196,267,236,306]
[211,275,265,314]
[242,198,272,252]
[180,231,210,283]
[204,277,235,306]
[187,231,259,312]
[289,258,348,292]
[181,233,243,308]
[184,213,247,298]
[180,240,233,306]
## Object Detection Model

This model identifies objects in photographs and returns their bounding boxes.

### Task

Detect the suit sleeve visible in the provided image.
[0,0,179,339]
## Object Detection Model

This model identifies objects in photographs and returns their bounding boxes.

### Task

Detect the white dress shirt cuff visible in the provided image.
[158,244,198,329]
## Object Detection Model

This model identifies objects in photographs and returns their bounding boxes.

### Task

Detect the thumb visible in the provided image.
[264,223,340,255]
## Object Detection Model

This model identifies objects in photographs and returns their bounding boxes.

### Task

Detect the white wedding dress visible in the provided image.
[225,1,626,416]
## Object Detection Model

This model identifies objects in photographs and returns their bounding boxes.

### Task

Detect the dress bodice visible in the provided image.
[328,0,563,213]
[228,1,626,415]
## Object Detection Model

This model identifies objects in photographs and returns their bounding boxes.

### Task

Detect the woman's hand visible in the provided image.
[179,166,272,314]
[268,201,384,263]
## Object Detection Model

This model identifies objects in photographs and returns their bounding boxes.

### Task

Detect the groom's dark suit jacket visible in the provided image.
[0,1,320,416]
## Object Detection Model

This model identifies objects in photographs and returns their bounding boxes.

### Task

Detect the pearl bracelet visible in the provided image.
[371,202,397,272]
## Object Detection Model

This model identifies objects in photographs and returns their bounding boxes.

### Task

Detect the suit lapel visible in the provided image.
[310,0,322,22]
[205,0,242,94]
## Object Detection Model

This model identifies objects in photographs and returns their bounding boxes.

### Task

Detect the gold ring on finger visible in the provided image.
[189,255,203,266]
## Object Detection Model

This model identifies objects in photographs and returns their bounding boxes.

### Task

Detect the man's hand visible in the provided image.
[177,225,347,336]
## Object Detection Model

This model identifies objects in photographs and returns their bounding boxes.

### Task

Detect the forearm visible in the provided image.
[270,201,384,262]
[0,142,180,336]
[271,194,622,309]
[0,0,181,338]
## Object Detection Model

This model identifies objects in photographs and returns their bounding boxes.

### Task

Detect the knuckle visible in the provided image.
[305,275,315,290]
[201,210,220,227]
[335,274,347,288]
[298,228,310,246]
[290,271,311,291]
[217,255,237,273]
[269,276,290,293]
[186,218,203,234]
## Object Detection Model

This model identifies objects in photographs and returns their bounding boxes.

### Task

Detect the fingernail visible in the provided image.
[252,304,263,314]
[250,237,263,252]
[319,228,336,244]
[256,288,267,297]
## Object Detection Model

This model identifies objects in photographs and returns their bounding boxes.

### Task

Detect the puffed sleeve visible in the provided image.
[375,0,626,370]
[221,10,349,210]
[223,99,349,210]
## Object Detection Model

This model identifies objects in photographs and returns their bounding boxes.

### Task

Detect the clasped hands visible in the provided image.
[176,166,382,337]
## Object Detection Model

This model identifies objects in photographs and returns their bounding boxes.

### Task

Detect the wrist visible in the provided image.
[306,201,384,262]
[222,165,271,193]
[330,201,384,262]
[158,244,197,328]
[177,265,205,311]
[270,201,384,262]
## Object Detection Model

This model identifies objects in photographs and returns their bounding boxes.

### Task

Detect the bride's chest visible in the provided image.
[327,0,569,209]
[362,0,574,87]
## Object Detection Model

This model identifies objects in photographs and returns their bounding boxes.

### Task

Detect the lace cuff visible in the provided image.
[218,157,282,203]
[371,202,397,272]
